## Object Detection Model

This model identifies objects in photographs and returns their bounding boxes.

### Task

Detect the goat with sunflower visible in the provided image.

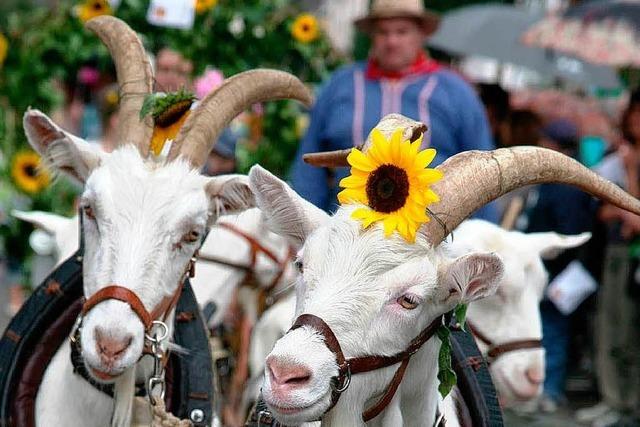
[0,0,342,286]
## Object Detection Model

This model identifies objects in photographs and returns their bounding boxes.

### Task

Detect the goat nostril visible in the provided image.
[95,328,133,361]
[267,358,312,387]
[284,373,311,385]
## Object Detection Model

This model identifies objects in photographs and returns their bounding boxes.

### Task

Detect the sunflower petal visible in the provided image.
[347,149,377,172]
[383,216,398,237]
[415,148,437,169]
[338,188,368,205]
[339,174,367,188]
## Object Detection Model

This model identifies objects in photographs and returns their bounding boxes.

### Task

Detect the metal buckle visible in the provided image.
[69,315,83,344]
[332,364,351,393]
[145,320,169,406]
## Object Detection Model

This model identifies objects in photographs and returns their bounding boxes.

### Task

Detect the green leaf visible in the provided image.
[454,303,468,330]
[436,324,457,398]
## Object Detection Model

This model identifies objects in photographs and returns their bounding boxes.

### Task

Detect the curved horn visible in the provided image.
[303,114,426,167]
[86,16,154,156]
[167,69,313,169]
[422,146,640,245]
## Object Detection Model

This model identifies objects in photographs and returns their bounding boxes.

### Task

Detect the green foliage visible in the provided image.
[437,324,457,398]
[0,0,342,284]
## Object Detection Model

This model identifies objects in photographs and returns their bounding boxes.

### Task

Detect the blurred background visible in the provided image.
[1,1,639,426]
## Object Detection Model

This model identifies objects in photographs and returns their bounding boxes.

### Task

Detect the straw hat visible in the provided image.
[354,0,440,36]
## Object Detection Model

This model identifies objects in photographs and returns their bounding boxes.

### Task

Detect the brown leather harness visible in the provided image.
[466,321,542,365]
[69,254,197,402]
[197,222,294,312]
[288,313,444,422]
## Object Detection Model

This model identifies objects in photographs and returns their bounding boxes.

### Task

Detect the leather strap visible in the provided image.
[466,321,542,364]
[198,222,294,311]
[289,313,443,421]
[82,286,153,329]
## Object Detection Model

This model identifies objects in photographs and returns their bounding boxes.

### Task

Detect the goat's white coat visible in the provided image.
[25,110,254,427]
[248,165,505,427]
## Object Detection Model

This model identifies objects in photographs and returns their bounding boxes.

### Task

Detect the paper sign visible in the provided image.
[547,260,597,315]
[147,0,195,30]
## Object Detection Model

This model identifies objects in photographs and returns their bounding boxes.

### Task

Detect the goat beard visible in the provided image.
[111,367,135,427]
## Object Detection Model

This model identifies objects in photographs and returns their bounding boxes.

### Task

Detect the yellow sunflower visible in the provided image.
[194,0,217,14]
[291,14,320,43]
[0,33,8,69]
[11,151,50,194]
[76,0,112,23]
[337,128,443,243]
[150,110,190,155]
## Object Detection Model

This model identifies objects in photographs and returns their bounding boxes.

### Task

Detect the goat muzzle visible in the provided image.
[286,313,444,422]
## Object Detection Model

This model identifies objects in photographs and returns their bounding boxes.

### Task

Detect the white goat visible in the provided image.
[14,208,296,328]
[446,220,590,406]
[23,16,311,427]
[244,114,640,426]
[246,219,591,413]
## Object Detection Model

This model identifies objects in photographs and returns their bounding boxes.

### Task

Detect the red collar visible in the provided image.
[366,52,441,80]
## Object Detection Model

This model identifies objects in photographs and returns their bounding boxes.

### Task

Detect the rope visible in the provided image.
[132,397,193,427]
[151,401,193,427]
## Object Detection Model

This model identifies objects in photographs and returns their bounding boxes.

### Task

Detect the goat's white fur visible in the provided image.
[25,110,254,427]
[248,165,505,426]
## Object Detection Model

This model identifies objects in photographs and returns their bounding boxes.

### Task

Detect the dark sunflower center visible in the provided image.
[23,164,37,178]
[302,23,310,32]
[93,1,103,11]
[366,164,409,213]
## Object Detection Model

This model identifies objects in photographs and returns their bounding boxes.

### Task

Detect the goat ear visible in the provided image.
[438,253,504,305]
[11,210,73,236]
[205,174,255,217]
[23,109,103,184]
[523,231,591,260]
[248,165,329,247]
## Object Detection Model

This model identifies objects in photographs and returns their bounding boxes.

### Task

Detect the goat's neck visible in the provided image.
[320,339,440,427]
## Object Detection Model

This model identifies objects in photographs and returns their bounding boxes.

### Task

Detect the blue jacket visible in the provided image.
[290,61,498,221]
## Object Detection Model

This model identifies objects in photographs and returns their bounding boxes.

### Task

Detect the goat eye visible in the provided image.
[397,294,420,310]
[294,259,303,273]
[183,230,200,244]
[83,205,96,221]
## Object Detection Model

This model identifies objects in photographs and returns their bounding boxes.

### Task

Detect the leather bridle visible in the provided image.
[465,321,542,365]
[288,313,444,422]
[69,253,197,402]
[197,222,294,312]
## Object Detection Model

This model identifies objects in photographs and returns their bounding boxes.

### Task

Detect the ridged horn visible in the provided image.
[167,69,313,168]
[423,146,640,245]
[86,16,154,156]
[303,114,426,167]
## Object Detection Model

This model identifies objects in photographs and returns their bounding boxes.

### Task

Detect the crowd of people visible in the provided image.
[2,0,639,426]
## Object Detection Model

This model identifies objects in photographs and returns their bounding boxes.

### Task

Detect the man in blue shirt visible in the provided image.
[291,0,496,220]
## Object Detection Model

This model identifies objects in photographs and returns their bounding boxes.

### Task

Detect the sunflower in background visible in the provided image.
[338,128,442,243]
[75,0,112,24]
[291,14,320,43]
[195,0,217,14]
[11,152,50,194]
[0,33,8,69]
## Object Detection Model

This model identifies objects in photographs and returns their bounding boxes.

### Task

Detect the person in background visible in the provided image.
[576,90,640,427]
[290,0,496,221]
[518,119,595,413]
[154,47,193,92]
[203,131,238,176]
[96,83,120,152]
[478,83,510,148]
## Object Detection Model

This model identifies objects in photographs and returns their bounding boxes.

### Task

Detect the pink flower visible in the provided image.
[194,69,224,99]
[78,66,100,86]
